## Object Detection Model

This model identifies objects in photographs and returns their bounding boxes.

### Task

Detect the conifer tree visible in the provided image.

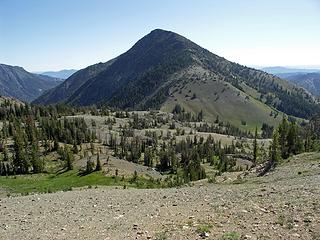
[73,141,78,154]
[13,132,29,174]
[3,146,9,162]
[278,117,289,158]
[59,146,74,171]
[86,157,95,173]
[30,144,44,173]
[143,148,152,167]
[53,139,59,151]
[253,126,258,165]
[95,153,102,171]
[287,122,298,155]
[270,130,281,164]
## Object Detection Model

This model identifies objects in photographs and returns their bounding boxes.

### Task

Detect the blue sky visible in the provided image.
[0,0,319,71]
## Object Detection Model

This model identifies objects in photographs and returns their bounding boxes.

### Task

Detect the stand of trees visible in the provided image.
[196,122,253,138]
[1,97,320,183]
[106,126,240,182]
[0,101,94,176]
[260,116,320,175]
[172,104,203,122]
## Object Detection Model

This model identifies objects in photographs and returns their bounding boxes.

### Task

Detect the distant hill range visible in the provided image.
[40,69,77,79]
[261,67,320,96]
[0,64,63,102]
[281,73,320,96]
[34,29,320,126]
[262,66,320,75]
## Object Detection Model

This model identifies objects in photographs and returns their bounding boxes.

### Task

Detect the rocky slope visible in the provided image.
[0,152,319,240]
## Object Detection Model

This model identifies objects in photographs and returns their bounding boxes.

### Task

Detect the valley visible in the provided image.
[0,101,270,196]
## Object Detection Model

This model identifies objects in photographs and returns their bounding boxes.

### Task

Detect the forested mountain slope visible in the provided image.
[34,29,320,125]
[284,72,320,96]
[0,64,63,102]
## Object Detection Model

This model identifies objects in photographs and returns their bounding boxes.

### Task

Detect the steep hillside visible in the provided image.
[0,64,63,102]
[159,66,283,128]
[33,61,115,105]
[34,29,320,123]
[284,73,320,96]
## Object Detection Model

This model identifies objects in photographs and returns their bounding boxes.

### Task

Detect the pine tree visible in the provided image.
[95,153,102,171]
[159,148,170,171]
[304,130,313,152]
[197,109,203,122]
[53,139,59,151]
[259,130,282,177]
[253,126,258,165]
[278,117,289,158]
[214,115,220,124]
[86,157,95,173]
[287,122,298,155]
[170,149,177,173]
[3,146,9,162]
[131,170,138,182]
[30,144,44,173]
[143,148,152,167]
[73,141,78,154]
[13,132,29,174]
[59,146,74,171]
[270,130,281,164]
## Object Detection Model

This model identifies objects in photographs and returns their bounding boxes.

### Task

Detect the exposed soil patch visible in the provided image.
[0,153,319,240]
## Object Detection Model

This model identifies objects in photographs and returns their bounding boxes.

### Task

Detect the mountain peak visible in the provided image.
[34,30,319,120]
[128,29,198,59]
[0,63,25,71]
[136,29,191,46]
[147,28,181,38]
[149,28,171,34]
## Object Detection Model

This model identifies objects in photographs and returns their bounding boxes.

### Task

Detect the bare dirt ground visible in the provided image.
[75,152,164,180]
[0,153,319,240]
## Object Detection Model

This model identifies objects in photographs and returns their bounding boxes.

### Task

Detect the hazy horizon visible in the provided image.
[31,65,320,74]
[1,0,319,72]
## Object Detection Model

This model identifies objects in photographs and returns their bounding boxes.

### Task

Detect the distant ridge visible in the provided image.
[0,64,63,102]
[262,66,320,75]
[40,69,78,79]
[283,72,320,96]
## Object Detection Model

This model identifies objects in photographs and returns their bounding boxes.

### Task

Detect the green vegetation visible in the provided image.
[1,86,320,196]
[276,214,294,229]
[253,126,258,165]
[0,101,95,176]
[196,223,212,235]
[155,231,168,240]
[219,232,241,240]
[0,170,162,195]
[259,116,320,175]
[34,29,320,123]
